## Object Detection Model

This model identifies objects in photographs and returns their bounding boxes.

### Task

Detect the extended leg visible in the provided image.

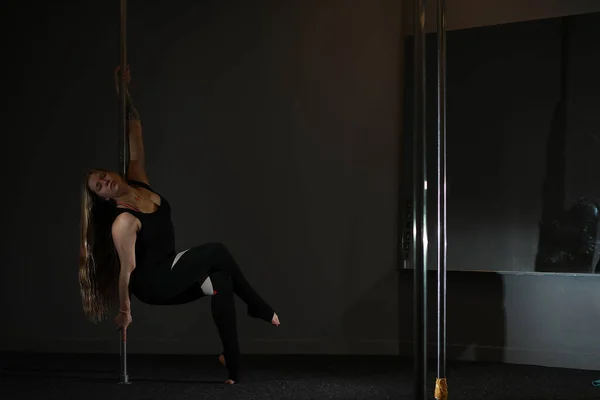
[161,242,277,322]
[208,243,275,323]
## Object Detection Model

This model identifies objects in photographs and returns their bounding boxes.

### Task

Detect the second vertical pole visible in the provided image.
[412,0,427,399]
[435,0,448,398]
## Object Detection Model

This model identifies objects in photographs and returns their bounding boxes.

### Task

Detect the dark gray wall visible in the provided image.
[1,0,402,355]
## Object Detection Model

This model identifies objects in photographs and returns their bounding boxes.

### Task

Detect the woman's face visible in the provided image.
[87,170,125,199]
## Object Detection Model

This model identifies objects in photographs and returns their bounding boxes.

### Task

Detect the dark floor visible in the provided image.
[0,352,598,400]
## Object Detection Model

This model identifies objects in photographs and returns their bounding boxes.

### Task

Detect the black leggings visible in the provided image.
[155,243,275,381]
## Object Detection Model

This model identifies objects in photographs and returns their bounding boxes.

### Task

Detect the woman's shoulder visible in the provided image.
[111,212,141,248]
[114,209,140,221]
[113,210,141,231]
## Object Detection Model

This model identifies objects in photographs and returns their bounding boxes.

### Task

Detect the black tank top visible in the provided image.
[114,180,177,272]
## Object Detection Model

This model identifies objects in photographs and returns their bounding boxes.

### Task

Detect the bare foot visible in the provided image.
[272,313,280,327]
[218,355,234,384]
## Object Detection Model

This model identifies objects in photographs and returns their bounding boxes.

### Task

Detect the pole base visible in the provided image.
[434,377,448,400]
[118,375,132,385]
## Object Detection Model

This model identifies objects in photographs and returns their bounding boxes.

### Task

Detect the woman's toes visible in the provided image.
[272,313,280,327]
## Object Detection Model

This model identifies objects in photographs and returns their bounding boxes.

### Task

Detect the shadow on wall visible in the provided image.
[535,17,600,274]
[397,270,506,364]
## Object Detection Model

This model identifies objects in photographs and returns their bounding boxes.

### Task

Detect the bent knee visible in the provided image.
[209,270,233,292]
[200,276,215,296]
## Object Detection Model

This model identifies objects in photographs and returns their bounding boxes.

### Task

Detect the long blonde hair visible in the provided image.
[79,169,120,323]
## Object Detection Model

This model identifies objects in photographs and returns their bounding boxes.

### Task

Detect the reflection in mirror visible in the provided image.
[402,11,600,274]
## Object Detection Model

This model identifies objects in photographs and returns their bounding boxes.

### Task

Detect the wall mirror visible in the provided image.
[402,9,600,274]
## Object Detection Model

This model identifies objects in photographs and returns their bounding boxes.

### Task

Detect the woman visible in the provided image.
[79,66,280,385]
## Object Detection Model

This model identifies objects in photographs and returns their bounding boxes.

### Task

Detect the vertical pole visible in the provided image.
[119,329,130,384]
[435,0,448,398]
[118,0,129,178]
[412,0,427,399]
[118,0,131,385]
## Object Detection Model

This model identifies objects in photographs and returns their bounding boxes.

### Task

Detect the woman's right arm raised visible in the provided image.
[114,65,148,185]
[111,213,140,331]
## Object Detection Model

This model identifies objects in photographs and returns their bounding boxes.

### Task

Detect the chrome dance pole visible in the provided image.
[412,0,427,399]
[118,0,131,385]
[435,0,448,398]
[118,0,129,178]
[119,328,130,384]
